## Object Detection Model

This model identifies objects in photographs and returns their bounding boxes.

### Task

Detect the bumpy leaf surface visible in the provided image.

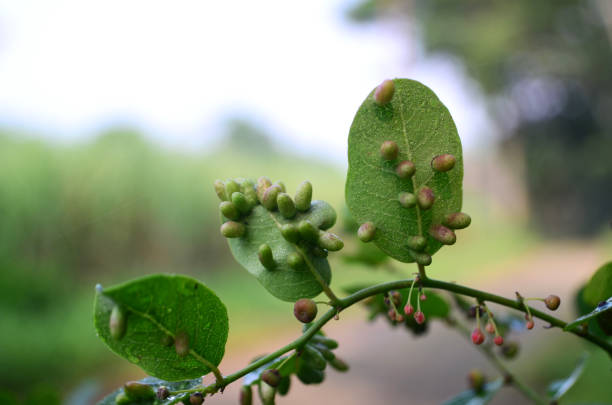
[94,274,228,381]
[223,187,336,301]
[346,79,463,262]
[98,377,202,405]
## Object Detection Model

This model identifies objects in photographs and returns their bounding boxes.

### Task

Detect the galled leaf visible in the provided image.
[565,297,612,332]
[97,376,202,405]
[94,274,228,381]
[346,79,464,263]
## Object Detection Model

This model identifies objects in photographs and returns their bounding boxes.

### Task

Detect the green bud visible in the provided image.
[257,176,273,203]
[259,379,276,405]
[124,381,155,400]
[312,334,339,349]
[396,160,416,179]
[287,252,305,270]
[273,181,286,192]
[277,376,291,396]
[220,221,245,238]
[225,180,240,199]
[313,344,335,361]
[398,192,416,208]
[294,298,318,323]
[232,192,252,214]
[417,186,435,210]
[374,79,395,105]
[219,201,240,220]
[241,180,258,207]
[443,212,471,229]
[240,385,253,405]
[303,345,326,370]
[189,392,204,405]
[357,221,376,242]
[380,140,399,161]
[407,235,427,251]
[429,224,456,245]
[262,185,282,210]
[280,224,300,243]
[468,369,485,392]
[329,357,349,372]
[294,180,313,212]
[409,249,432,266]
[174,331,189,357]
[297,366,324,384]
[298,220,319,243]
[213,180,228,201]
[258,244,275,270]
[277,193,297,219]
[318,232,344,251]
[110,305,127,340]
[431,154,456,172]
[261,369,281,388]
[115,393,131,404]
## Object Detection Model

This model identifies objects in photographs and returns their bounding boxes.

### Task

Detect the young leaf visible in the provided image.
[94,274,229,381]
[442,379,503,405]
[564,297,612,332]
[97,376,202,405]
[225,196,335,302]
[547,355,588,401]
[346,79,463,263]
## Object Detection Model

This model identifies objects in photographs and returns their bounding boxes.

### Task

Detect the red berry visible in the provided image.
[545,295,561,310]
[388,309,397,321]
[471,328,485,345]
[294,298,318,323]
[396,314,404,322]
[414,311,425,324]
[526,320,534,330]
[404,304,414,315]
[494,336,504,346]
[419,293,427,301]
[485,322,495,335]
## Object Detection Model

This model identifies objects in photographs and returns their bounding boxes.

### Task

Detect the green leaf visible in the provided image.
[94,274,229,381]
[225,196,335,302]
[97,377,202,405]
[564,297,612,332]
[583,262,612,307]
[346,79,463,263]
[547,354,588,401]
[442,379,503,405]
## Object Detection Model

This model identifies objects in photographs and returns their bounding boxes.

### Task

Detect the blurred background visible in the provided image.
[1,0,611,403]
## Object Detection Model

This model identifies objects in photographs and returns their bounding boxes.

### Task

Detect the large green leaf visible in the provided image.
[442,379,503,405]
[575,262,612,335]
[94,274,228,381]
[583,262,612,306]
[547,355,587,402]
[97,377,202,405]
[346,79,463,263]
[218,178,338,302]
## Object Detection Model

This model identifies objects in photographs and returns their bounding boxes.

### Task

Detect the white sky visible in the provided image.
[0,0,496,163]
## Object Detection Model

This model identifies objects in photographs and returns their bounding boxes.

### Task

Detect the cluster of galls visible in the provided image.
[238,333,348,405]
[358,81,471,266]
[215,178,344,270]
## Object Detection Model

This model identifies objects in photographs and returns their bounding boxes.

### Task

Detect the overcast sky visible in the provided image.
[0,0,495,163]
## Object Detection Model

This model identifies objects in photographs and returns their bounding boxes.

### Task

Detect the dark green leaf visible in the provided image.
[583,262,612,307]
[346,79,463,263]
[94,274,228,381]
[226,200,334,301]
[564,297,612,332]
[97,376,202,405]
[442,379,503,405]
[547,355,588,401]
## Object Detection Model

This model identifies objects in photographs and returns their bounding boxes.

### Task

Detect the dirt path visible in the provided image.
[209,242,605,404]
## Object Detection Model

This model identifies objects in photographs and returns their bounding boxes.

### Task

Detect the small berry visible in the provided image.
[407,235,426,251]
[404,304,414,315]
[280,223,300,243]
[357,221,376,242]
[398,192,417,208]
[414,311,425,324]
[485,322,495,335]
[390,291,402,307]
[258,244,275,270]
[109,305,127,340]
[545,295,561,311]
[294,180,313,212]
[419,293,427,301]
[471,328,485,345]
[396,160,416,179]
[213,180,228,201]
[294,298,318,323]
[175,331,189,357]
[468,369,485,392]
[380,140,399,161]
[429,224,456,245]
[261,369,281,388]
[124,381,155,399]
[494,336,504,346]
[240,385,253,405]
[277,192,297,218]
[443,212,472,229]
[388,309,397,321]
[318,232,344,251]
[189,392,204,405]
[374,79,395,105]
[417,186,435,210]
[396,314,404,322]
[156,386,170,400]
[526,320,535,330]
[219,201,240,220]
[220,221,245,238]
[431,154,456,172]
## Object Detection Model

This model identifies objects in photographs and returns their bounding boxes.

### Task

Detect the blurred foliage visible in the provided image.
[347,0,612,236]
